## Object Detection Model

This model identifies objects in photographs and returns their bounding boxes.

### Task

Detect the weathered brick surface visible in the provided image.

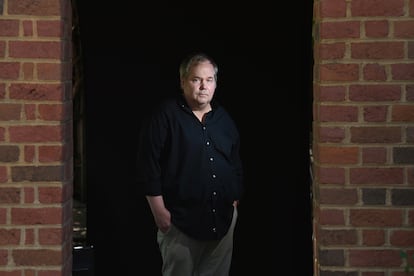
[350,209,403,227]
[350,127,401,143]
[0,1,72,274]
[362,229,385,246]
[11,166,63,182]
[319,229,358,246]
[349,85,401,101]
[349,249,401,267]
[0,146,19,162]
[0,229,20,246]
[12,249,62,266]
[0,188,20,204]
[350,168,403,184]
[11,207,62,225]
[319,249,345,266]
[393,148,414,164]
[8,0,61,16]
[320,188,358,204]
[319,209,345,225]
[362,188,386,205]
[391,189,414,205]
[362,147,387,164]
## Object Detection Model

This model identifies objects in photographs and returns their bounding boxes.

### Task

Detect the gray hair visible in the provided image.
[179,52,218,82]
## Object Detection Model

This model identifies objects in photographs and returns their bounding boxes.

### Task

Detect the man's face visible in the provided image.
[181,61,216,108]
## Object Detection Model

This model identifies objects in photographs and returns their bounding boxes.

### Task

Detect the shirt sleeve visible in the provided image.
[136,108,168,196]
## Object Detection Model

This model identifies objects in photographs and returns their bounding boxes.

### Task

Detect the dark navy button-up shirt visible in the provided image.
[137,94,243,241]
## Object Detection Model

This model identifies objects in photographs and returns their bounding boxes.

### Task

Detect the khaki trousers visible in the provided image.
[157,208,238,276]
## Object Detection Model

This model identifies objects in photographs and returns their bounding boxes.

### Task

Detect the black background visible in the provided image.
[75,1,314,275]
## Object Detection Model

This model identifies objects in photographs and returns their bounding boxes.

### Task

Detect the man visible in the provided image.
[137,52,243,276]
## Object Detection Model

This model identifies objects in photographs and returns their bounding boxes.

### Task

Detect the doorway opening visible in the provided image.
[71,1,314,275]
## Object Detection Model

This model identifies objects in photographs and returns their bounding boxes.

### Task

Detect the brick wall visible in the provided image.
[313,0,414,275]
[0,0,73,275]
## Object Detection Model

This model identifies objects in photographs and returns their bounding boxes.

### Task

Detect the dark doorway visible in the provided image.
[74,1,314,275]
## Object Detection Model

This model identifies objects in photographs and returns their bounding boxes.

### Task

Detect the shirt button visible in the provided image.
[210,157,214,161]
[206,141,210,146]
[212,174,216,178]
[212,227,216,232]
[212,208,216,212]
[213,191,217,196]
[202,126,206,130]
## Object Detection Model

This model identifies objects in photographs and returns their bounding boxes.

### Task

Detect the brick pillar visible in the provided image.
[312,0,414,275]
[0,0,73,275]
